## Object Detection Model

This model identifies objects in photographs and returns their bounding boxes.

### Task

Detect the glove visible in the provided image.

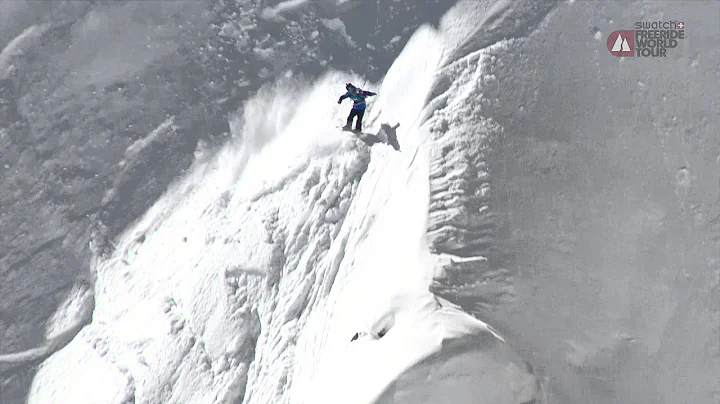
[337,100,342,104]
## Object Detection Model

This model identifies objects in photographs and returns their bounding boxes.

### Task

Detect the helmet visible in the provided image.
[346,83,355,90]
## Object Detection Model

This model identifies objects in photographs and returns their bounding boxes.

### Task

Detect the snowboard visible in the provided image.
[339,126,363,134]
[338,125,373,137]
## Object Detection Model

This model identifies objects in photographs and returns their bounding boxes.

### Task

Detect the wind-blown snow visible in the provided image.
[28,2,539,403]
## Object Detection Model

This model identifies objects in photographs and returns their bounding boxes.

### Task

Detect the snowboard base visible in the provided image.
[340,126,362,133]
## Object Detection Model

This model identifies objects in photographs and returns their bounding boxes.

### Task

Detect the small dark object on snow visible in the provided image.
[351,332,359,342]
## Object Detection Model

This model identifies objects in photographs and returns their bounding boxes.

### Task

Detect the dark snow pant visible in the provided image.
[345,108,365,131]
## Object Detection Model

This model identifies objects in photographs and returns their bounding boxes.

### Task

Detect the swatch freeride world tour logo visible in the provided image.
[607,20,685,57]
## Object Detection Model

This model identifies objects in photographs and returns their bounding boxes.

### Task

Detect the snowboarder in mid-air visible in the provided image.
[338,83,376,132]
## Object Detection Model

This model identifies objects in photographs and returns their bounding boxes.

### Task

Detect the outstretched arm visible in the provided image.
[363,90,377,97]
[338,92,349,104]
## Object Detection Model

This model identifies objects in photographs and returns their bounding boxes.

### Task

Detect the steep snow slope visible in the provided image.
[28,2,545,403]
[28,74,367,403]
[292,5,548,402]
[2,3,453,399]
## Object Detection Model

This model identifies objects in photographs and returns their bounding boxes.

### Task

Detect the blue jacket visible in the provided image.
[339,88,376,110]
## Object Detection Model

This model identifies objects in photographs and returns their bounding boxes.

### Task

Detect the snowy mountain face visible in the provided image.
[0,0,456,400]
[2,1,719,404]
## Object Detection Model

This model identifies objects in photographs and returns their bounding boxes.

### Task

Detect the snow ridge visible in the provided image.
[425,46,512,310]
[424,0,556,323]
[242,142,371,404]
